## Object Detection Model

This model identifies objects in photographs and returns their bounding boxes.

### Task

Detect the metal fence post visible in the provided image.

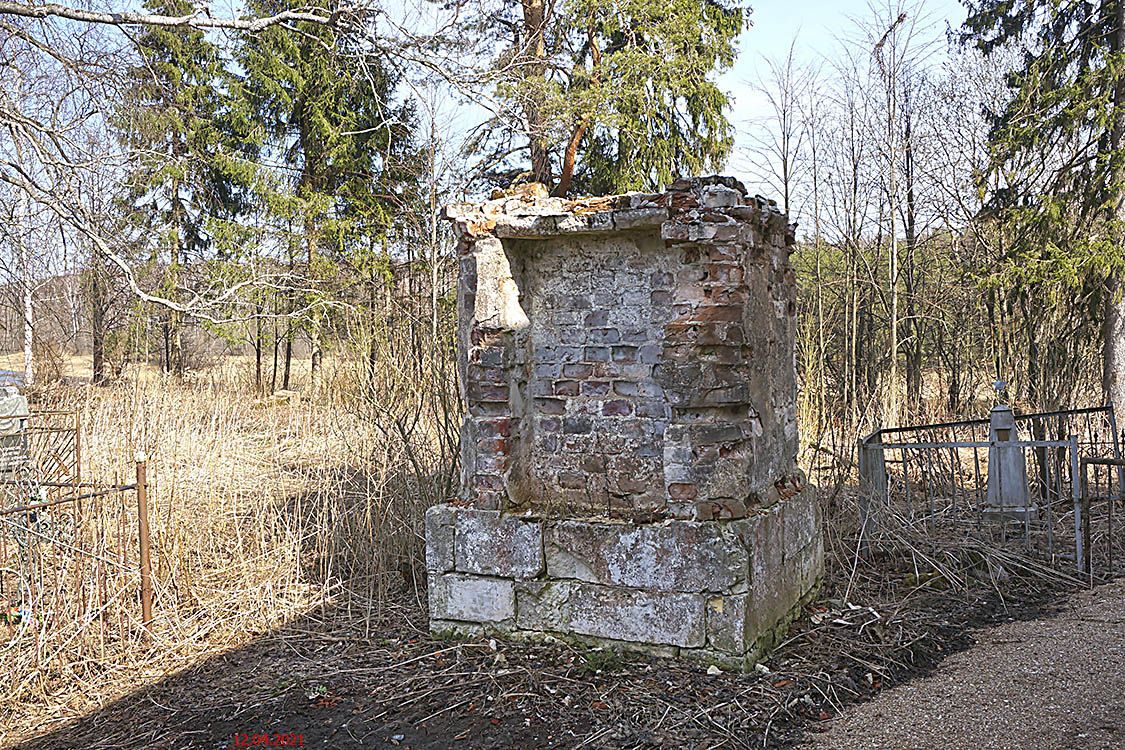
[136,451,153,639]
[1070,436,1085,577]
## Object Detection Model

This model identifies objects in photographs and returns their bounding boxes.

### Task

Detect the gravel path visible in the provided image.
[804,580,1125,750]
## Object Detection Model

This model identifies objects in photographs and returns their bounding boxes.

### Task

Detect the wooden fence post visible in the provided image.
[136,451,153,639]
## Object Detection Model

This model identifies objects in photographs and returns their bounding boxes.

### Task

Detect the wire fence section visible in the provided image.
[0,410,152,666]
[858,406,1125,580]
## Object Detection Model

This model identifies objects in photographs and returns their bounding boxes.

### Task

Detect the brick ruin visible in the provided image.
[426,176,822,668]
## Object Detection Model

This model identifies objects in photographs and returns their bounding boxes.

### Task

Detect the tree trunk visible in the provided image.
[17,188,33,388]
[1104,0,1125,421]
[1106,281,1125,417]
[254,307,263,392]
[91,252,107,385]
[520,0,552,185]
[903,87,923,410]
[283,323,293,391]
[368,272,378,388]
[270,316,279,393]
[11,88,33,389]
[306,217,321,395]
[167,171,185,378]
[1021,293,1044,407]
[429,116,440,345]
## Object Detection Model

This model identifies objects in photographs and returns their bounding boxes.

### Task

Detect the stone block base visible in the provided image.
[425,487,822,670]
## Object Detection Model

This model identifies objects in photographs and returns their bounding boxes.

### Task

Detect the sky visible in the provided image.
[721,0,969,178]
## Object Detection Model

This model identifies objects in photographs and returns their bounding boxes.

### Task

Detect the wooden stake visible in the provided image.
[136,452,153,640]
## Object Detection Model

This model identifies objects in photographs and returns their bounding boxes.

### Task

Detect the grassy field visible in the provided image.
[0,354,455,744]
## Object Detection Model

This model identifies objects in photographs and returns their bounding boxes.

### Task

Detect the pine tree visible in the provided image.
[475,0,745,195]
[962,1,1125,410]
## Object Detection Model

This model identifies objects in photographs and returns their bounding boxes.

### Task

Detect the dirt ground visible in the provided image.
[804,579,1125,750]
[6,573,1076,750]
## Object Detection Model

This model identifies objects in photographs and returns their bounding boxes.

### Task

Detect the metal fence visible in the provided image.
[857,406,1125,580]
[0,411,153,656]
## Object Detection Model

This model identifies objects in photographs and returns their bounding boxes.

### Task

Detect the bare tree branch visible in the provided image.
[0,1,350,31]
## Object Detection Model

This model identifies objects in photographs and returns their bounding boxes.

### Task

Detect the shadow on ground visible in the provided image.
[10,602,566,750]
[9,596,821,750]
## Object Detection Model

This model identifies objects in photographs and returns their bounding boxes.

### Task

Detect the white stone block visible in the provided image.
[429,573,515,623]
[425,504,456,573]
[514,580,573,631]
[782,487,819,553]
[567,584,706,647]
[700,185,742,208]
[546,519,747,593]
[455,509,544,578]
[706,594,748,654]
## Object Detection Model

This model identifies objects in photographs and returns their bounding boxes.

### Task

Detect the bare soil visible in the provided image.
[804,579,1125,750]
[7,568,1077,750]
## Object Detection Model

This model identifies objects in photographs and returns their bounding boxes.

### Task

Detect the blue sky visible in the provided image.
[721,0,969,176]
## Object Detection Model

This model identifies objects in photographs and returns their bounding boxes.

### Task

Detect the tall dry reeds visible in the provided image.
[1,348,458,742]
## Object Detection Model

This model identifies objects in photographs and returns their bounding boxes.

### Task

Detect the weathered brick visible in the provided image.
[635,401,670,419]
[473,473,504,490]
[535,398,566,415]
[476,347,505,367]
[677,265,708,284]
[467,365,504,386]
[612,380,640,397]
[588,327,621,344]
[584,310,609,327]
[467,382,509,403]
[650,271,675,287]
[583,346,611,362]
[562,363,594,378]
[478,418,511,437]
[580,455,607,472]
[562,416,592,433]
[668,482,698,500]
[558,472,585,489]
[602,400,634,417]
[694,424,743,444]
[566,294,592,310]
[581,380,611,396]
[694,305,743,323]
[533,363,562,379]
[476,436,510,454]
[553,380,580,396]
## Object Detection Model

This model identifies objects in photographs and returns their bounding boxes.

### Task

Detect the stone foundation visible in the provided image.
[427,485,821,668]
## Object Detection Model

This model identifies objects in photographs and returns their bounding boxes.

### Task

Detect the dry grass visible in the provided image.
[0,352,456,745]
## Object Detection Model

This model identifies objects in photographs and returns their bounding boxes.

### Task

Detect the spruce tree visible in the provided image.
[119,0,251,375]
[238,0,418,389]
[962,1,1125,410]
